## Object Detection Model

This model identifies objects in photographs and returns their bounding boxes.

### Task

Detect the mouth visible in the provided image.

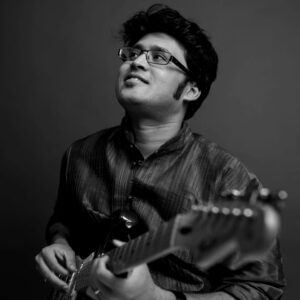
[124,73,149,84]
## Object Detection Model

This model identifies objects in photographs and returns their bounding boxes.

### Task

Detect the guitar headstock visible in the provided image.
[173,187,287,270]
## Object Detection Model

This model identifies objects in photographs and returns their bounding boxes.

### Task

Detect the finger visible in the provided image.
[90,283,112,300]
[35,255,69,291]
[112,239,125,247]
[55,251,77,273]
[65,259,77,273]
[91,256,115,285]
[41,250,70,277]
[100,251,132,278]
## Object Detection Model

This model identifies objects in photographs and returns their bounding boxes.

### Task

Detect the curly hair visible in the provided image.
[120,4,218,119]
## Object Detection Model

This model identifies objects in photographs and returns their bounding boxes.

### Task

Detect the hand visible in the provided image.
[90,255,157,300]
[35,238,77,292]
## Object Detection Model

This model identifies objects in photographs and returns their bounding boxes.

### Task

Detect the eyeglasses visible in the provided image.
[118,47,190,75]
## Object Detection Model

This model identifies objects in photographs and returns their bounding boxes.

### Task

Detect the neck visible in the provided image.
[128,116,183,158]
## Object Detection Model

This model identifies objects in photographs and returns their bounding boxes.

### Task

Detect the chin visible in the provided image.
[118,90,148,104]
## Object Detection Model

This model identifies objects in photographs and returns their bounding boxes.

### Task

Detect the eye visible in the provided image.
[128,49,140,60]
[150,51,169,63]
[120,48,141,61]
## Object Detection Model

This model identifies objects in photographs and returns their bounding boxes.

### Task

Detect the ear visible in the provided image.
[183,81,201,102]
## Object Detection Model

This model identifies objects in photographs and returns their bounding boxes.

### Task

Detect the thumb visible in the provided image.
[112,239,126,247]
[65,256,77,272]
[111,240,133,278]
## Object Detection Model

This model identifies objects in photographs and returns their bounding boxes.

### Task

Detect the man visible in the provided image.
[35,4,285,300]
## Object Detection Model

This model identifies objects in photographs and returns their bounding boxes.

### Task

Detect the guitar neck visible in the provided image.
[74,218,180,292]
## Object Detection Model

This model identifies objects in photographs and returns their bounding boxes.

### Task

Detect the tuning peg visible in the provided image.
[231,207,242,216]
[258,188,272,204]
[222,189,244,201]
[259,188,271,198]
[231,189,243,197]
[257,188,287,211]
[220,207,231,215]
[274,190,288,211]
[278,190,288,201]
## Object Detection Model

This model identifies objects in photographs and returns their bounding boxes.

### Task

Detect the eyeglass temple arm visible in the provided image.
[170,56,190,75]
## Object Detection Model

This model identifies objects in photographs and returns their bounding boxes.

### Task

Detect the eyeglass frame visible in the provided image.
[118,47,190,75]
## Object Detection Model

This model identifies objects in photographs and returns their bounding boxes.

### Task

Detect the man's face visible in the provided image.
[115,32,189,120]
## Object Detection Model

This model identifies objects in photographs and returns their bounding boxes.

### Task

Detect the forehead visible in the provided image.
[134,32,186,58]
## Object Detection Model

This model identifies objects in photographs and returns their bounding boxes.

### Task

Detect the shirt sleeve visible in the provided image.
[45,144,108,257]
[45,147,75,244]
[210,157,286,299]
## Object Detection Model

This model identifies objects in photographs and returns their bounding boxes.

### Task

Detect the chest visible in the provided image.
[71,147,220,233]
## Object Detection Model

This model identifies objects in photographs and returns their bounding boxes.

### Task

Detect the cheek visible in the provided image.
[157,73,184,94]
[115,66,127,90]
[173,80,187,100]
[118,65,125,79]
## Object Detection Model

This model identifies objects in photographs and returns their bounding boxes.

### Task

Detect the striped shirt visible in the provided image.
[47,120,285,299]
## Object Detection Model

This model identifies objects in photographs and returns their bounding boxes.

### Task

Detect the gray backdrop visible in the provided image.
[1,0,299,299]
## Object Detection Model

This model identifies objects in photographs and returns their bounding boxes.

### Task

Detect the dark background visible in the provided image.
[1,0,299,299]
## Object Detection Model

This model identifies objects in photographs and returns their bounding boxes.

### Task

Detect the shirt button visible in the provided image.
[137,160,143,166]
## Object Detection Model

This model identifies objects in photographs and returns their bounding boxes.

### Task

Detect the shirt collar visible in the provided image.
[119,117,193,154]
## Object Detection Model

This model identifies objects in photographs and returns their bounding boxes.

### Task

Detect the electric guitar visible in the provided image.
[49,186,286,300]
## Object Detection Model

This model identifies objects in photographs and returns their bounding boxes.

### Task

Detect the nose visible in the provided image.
[130,51,148,70]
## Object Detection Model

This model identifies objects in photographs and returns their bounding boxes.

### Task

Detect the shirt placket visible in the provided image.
[126,143,146,210]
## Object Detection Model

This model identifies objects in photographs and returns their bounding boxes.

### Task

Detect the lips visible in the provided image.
[124,73,149,84]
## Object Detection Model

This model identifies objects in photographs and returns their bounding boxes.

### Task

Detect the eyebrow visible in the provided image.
[133,44,170,53]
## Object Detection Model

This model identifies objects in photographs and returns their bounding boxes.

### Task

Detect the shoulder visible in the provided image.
[190,132,259,188]
[191,133,242,168]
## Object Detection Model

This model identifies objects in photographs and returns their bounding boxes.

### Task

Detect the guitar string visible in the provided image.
[51,203,262,298]
[62,208,227,293]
